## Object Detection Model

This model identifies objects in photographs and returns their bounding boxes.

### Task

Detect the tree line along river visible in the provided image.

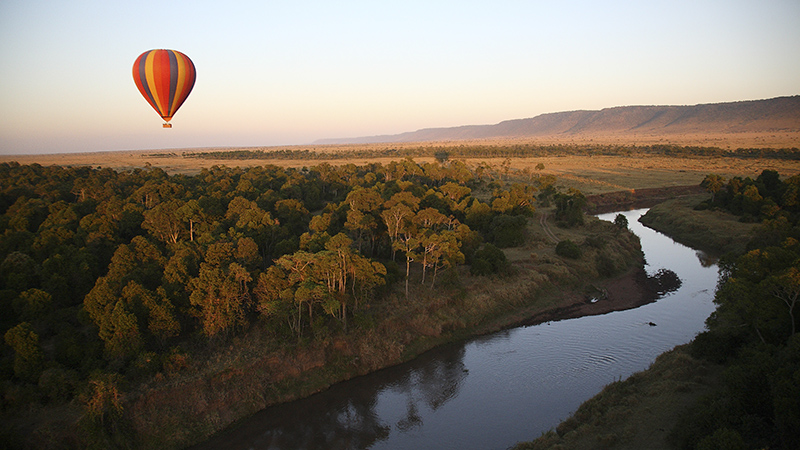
[190,208,719,450]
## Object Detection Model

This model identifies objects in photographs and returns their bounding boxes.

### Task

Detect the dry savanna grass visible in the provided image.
[3,135,799,195]
[640,195,758,255]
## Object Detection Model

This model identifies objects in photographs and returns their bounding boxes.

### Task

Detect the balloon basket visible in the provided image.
[162,123,173,128]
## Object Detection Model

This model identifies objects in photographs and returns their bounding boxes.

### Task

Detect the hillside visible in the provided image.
[315,96,800,145]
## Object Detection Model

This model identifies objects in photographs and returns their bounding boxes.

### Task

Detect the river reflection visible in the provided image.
[191,209,719,450]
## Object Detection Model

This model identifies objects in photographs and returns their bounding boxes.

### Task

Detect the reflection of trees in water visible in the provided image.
[385,345,468,433]
[194,344,468,450]
[695,250,717,268]
[238,388,390,450]
[647,268,682,296]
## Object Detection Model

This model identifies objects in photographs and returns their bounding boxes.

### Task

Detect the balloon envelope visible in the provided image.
[133,49,196,125]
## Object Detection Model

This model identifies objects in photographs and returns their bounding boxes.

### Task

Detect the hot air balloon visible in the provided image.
[133,49,196,128]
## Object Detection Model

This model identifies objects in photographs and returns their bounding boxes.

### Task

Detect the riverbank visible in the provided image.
[512,344,724,450]
[513,194,755,450]
[117,214,648,450]
[584,185,705,214]
[639,195,757,256]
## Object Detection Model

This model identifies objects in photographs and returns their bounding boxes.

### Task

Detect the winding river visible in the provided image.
[191,209,719,450]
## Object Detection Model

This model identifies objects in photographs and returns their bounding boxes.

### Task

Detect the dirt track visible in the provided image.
[539,211,560,243]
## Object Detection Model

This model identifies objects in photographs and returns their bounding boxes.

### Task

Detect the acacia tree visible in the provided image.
[702,174,726,203]
[382,203,414,261]
[439,182,471,212]
[381,192,421,261]
[121,281,180,346]
[424,230,463,288]
[83,236,167,358]
[225,196,280,263]
[395,219,420,299]
[255,234,385,333]
[414,208,448,284]
[256,251,317,336]
[344,187,383,255]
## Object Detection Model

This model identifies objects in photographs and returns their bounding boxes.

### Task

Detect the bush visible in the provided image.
[584,235,606,249]
[556,240,582,259]
[470,244,509,276]
[695,428,747,450]
[38,366,79,402]
[469,258,494,276]
[596,253,617,277]
[689,330,745,364]
[489,214,527,248]
[613,214,628,230]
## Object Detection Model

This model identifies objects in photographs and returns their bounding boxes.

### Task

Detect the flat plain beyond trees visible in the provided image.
[3,139,799,195]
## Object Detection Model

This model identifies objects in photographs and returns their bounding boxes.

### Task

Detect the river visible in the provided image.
[191,208,719,450]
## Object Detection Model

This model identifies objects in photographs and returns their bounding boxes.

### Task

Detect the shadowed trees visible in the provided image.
[0,156,595,434]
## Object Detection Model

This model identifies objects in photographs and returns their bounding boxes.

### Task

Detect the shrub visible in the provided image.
[470,258,494,276]
[38,366,79,402]
[489,214,527,248]
[613,214,628,230]
[470,244,509,276]
[596,253,617,277]
[696,428,746,450]
[556,240,582,259]
[584,235,607,249]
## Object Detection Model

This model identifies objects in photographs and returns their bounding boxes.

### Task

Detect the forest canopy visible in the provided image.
[0,158,567,432]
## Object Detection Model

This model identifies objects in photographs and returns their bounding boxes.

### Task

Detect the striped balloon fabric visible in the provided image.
[133,49,196,127]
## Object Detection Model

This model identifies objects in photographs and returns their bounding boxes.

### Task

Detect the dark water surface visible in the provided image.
[192,209,718,450]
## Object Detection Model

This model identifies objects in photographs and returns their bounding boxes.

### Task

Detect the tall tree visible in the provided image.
[142,199,186,244]
[702,174,726,203]
[4,322,44,381]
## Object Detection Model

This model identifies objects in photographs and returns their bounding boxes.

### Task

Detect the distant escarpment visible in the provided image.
[315,96,800,145]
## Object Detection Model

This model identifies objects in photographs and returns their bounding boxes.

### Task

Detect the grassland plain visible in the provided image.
[3,139,799,195]
[513,197,759,450]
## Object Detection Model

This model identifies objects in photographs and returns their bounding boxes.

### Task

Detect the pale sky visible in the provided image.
[1,0,798,155]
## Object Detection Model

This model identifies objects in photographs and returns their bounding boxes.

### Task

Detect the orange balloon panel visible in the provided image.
[133,49,196,123]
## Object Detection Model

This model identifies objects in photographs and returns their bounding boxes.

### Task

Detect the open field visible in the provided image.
[2,139,799,196]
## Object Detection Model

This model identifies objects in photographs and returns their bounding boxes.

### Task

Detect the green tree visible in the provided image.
[556,239,582,259]
[423,230,463,288]
[381,202,415,261]
[189,260,252,337]
[256,251,317,336]
[344,187,383,254]
[614,213,628,230]
[701,174,726,203]
[176,199,203,242]
[4,322,44,381]
[142,199,187,244]
[13,288,52,322]
[100,300,143,360]
[554,188,586,227]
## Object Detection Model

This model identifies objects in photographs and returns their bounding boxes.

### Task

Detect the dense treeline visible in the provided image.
[178,144,800,162]
[0,158,582,446]
[672,170,800,449]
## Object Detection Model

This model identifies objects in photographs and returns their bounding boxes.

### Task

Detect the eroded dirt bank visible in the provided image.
[516,267,661,328]
[585,184,705,214]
